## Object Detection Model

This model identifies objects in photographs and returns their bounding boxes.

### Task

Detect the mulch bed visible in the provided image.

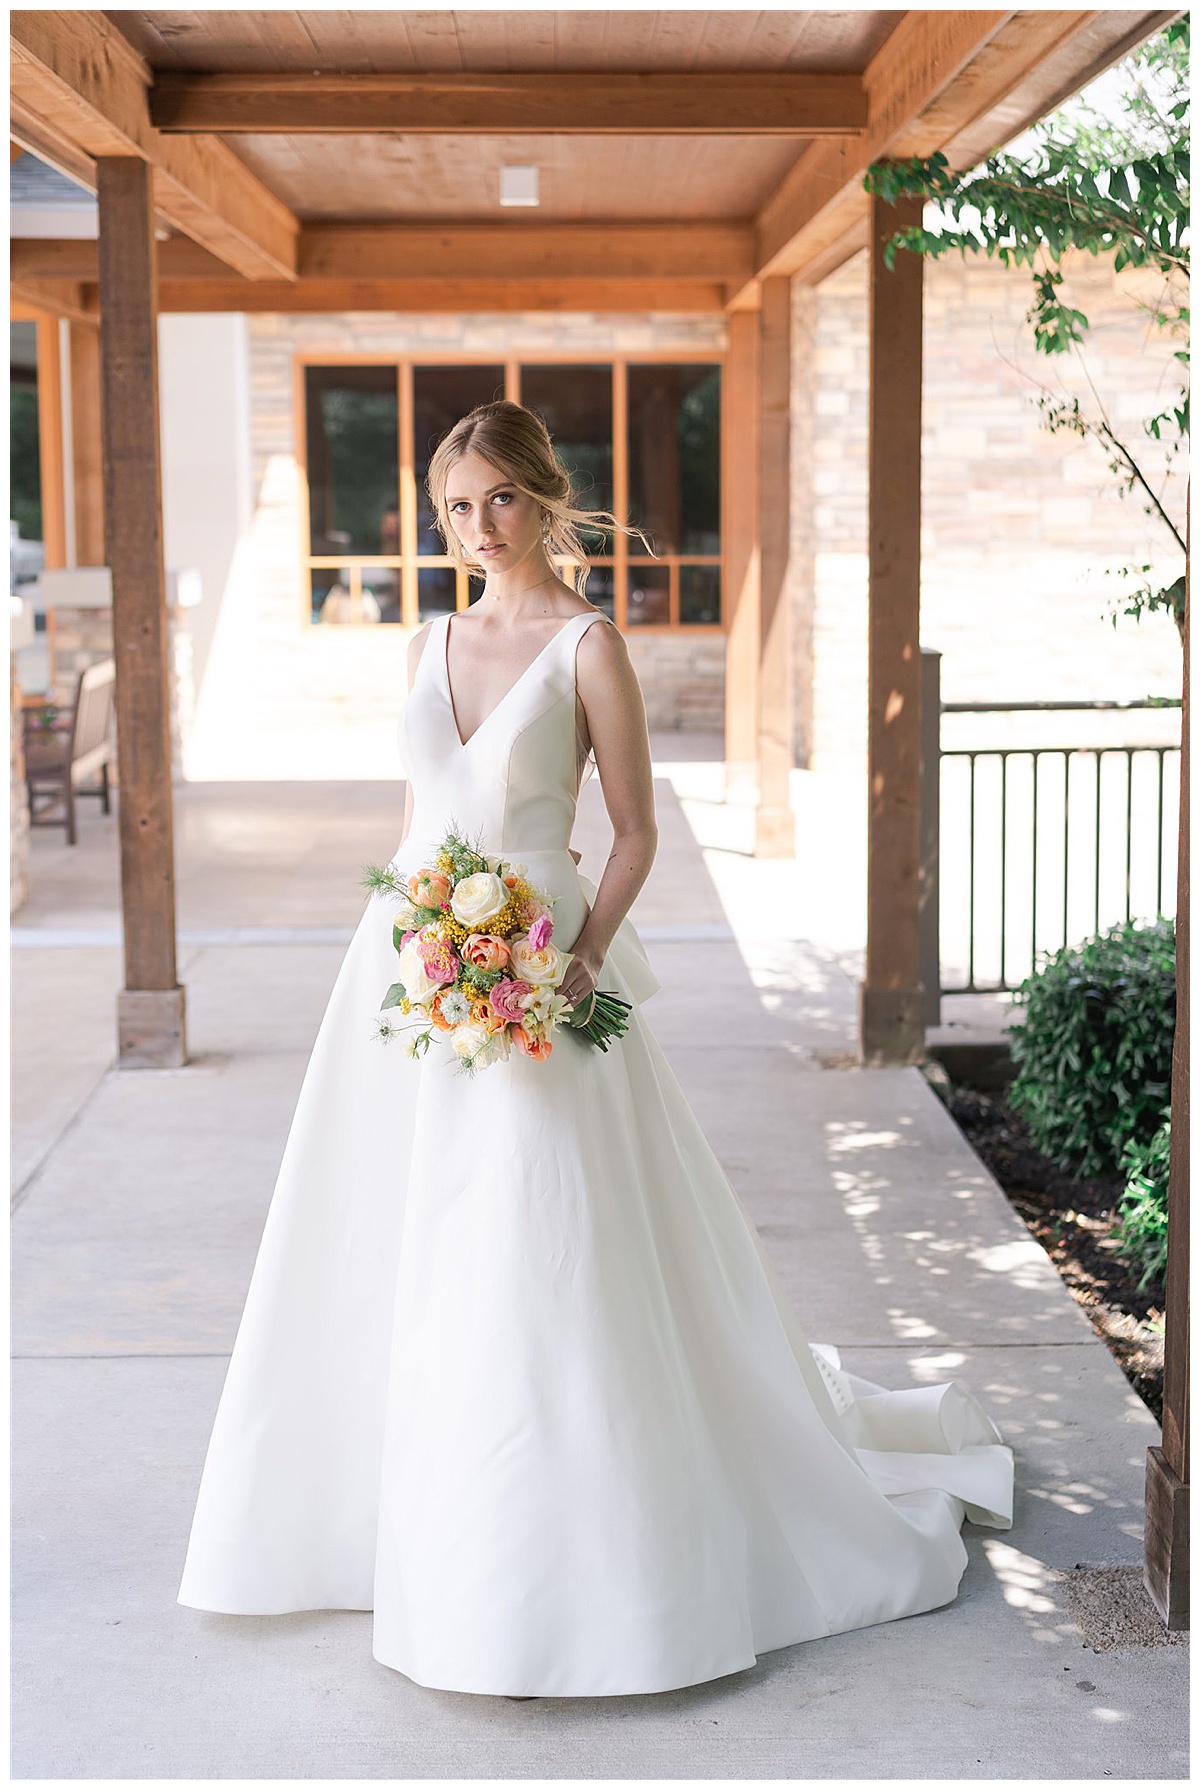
[942,1085,1165,1423]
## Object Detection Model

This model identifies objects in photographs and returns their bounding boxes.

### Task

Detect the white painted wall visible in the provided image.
[157,313,253,731]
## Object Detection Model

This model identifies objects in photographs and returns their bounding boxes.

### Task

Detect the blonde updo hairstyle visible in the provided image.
[426,399,655,596]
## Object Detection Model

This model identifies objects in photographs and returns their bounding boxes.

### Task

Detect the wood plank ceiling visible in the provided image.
[10,9,1180,315]
[108,8,902,224]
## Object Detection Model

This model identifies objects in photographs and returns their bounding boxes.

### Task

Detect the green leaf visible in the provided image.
[381,981,407,1010]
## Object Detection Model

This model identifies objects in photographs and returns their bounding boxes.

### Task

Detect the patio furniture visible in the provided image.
[24,657,116,845]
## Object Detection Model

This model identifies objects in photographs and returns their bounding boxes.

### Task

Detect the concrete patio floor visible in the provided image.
[11,740,1187,1779]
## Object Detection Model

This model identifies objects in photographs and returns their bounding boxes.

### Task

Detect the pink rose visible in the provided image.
[489,978,534,1024]
[416,935,459,983]
[400,929,419,950]
[527,913,554,950]
[462,932,511,973]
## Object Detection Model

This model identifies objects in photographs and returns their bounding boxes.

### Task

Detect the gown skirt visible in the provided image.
[177,611,1014,1699]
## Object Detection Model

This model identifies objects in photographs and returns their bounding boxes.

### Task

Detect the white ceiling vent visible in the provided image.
[499,165,539,208]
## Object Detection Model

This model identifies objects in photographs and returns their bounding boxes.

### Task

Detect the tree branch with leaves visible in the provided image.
[864,18,1189,637]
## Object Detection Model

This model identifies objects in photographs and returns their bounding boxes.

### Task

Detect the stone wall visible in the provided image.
[800,248,1185,773]
[47,606,192,778]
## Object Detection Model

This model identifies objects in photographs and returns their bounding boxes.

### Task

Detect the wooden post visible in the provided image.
[34,314,67,571]
[859,191,925,1065]
[755,274,794,855]
[96,157,187,1069]
[919,647,942,1028]
[1145,503,1189,1627]
[68,321,105,566]
[723,306,760,804]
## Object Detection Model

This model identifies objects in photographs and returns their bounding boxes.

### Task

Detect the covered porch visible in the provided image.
[10,4,1188,1719]
[10,5,1174,1070]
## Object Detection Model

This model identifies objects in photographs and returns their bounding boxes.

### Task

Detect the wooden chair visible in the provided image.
[24,658,116,845]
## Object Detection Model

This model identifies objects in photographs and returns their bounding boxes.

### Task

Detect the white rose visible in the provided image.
[396,939,441,1006]
[450,871,510,928]
[509,936,568,986]
[450,1019,511,1068]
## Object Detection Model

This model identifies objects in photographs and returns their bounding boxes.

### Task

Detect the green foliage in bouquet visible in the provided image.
[1111,1114,1172,1290]
[1008,916,1176,1180]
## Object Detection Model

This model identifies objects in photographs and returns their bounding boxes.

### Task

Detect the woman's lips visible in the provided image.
[477,544,505,555]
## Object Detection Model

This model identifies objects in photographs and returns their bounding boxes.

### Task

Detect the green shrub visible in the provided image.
[1007,916,1175,1178]
[1111,1114,1172,1290]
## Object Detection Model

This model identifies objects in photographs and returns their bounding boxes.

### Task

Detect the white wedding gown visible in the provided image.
[178,608,1014,1698]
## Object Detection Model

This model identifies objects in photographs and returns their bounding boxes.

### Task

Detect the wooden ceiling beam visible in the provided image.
[11,236,233,280]
[10,276,97,326]
[148,69,867,136]
[13,222,755,285]
[297,223,755,283]
[152,277,731,314]
[740,8,1175,295]
[743,8,1015,298]
[10,9,298,280]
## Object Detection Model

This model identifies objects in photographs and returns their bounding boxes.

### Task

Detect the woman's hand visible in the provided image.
[559,938,606,1009]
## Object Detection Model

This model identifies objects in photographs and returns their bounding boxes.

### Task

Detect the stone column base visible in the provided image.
[118,986,188,1069]
[858,982,926,1065]
[1145,1444,1190,1629]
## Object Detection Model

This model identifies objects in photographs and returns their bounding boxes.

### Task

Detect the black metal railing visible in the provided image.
[919,652,1182,1015]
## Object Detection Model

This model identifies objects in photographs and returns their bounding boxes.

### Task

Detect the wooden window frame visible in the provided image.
[293,349,725,636]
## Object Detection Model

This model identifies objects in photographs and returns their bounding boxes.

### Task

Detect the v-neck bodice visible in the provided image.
[396,608,610,870]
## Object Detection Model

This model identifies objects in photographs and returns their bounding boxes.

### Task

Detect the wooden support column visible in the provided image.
[723,306,760,804]
[96,157,187,1069]
[859,191,925,1065]
[68,321,105,565]
[33,313,67,571]
[755,274,794,855]
[1145,511,1189,1627]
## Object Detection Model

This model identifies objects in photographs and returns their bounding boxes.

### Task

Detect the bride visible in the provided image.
[177,399,1014,1699]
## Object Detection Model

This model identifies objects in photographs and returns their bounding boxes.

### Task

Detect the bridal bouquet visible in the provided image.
[361,827,633,1075]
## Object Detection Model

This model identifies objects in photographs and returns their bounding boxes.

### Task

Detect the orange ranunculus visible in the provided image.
[469,998,493,1024]
[511,1023,552,1061]
[428,994,455,1031]
[408,869,452,909]
[462,932,511,972]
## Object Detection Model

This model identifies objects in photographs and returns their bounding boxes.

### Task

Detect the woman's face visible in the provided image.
[444,449,543,572]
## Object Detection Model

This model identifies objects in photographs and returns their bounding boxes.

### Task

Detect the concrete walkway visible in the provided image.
[11,742,1187,1779]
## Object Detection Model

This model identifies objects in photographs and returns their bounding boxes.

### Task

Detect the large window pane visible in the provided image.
[311,568,400,626]
[418,565,458,621]
[628,364,720,555]
[582,566,614,621]
[680,564,721,626]
[520,365,613,554]
[414,365,506,553]
[305,365,398,556]
[627,565,670,627]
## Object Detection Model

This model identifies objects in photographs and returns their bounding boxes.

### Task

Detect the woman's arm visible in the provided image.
[561,619,658,1000]
[396,622,432,851]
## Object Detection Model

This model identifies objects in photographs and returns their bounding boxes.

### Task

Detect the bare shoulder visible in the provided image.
[577,610,631,668]
[576,611,640,702]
